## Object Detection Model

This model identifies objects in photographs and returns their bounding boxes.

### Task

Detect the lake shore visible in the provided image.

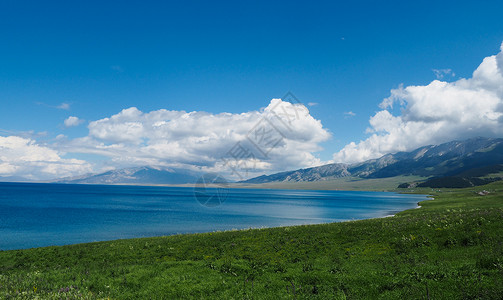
[0,183,426,251]
[1,181,501,298]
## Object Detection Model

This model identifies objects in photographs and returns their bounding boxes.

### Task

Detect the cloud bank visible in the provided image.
[2,99,329,180]
[0,136,92,180]
[333,42,503,163]
[51,99,329,179]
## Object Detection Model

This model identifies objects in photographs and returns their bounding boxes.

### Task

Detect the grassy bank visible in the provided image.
[1,183,502,299]
[231,175,429,191]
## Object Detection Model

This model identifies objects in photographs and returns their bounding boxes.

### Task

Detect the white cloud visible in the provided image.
[333,42,503,163]
[433,68,455,79]
[308,102,319,106]
[64,116,84,127]
[57,103,71,110]
[0,136,92,180]
[56,99,331,179]
[344,111,356,117]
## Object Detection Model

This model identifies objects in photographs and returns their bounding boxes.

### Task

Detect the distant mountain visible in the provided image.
[56,137,503,187]
[58,166,217,185]
[241,137,503,184]
[243,163,350,183]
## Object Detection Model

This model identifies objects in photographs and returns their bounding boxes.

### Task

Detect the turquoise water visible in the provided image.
[0,182,427,250]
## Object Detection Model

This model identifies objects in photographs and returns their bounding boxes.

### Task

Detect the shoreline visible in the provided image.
[1,193,430,252]
[2,173,431,193]
[2,182,501,298]
[1,179,428,193]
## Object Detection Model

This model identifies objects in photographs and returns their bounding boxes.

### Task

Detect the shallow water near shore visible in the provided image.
[0,182,427,250]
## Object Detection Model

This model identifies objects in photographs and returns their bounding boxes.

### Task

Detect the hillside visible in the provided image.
[57,166,211,185]
[242,137,503,187]
[51,137,503,187]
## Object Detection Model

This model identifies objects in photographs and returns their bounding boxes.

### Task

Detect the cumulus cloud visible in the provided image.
[0,136,92,180]
[64,116,84,127]
[56,99,330,179]
[333,42,503,163]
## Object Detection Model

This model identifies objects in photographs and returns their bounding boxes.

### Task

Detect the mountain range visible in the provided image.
[241,137,503,188]
[56,166,209,185]
[5,137,500,188]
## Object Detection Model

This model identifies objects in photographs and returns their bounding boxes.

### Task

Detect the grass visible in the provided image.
[481,171,503,179]
[232,175,428,191]
[1,182,502,299]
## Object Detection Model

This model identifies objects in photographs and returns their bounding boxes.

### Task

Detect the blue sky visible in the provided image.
[1,0,503,180]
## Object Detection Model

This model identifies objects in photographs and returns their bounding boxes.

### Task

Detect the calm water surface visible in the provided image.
[0,182,428,250]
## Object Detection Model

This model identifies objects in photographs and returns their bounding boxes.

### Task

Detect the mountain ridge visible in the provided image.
[241,137,503,184]
[57,166,207,185]
[47,137,503,186]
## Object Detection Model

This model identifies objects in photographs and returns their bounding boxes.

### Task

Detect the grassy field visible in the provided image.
[231,175,428,191]
[0,182,502,299]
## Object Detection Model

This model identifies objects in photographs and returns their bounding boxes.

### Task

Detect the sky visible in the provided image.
[1,0,503,180]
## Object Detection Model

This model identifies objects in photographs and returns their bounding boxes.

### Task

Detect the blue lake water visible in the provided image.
[0,182,428,250]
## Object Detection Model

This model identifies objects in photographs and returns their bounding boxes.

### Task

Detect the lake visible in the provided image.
[0,182,428,250]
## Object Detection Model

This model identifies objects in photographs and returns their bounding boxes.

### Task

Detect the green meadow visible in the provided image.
[232,175,429,191]
[1,182,502,299]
